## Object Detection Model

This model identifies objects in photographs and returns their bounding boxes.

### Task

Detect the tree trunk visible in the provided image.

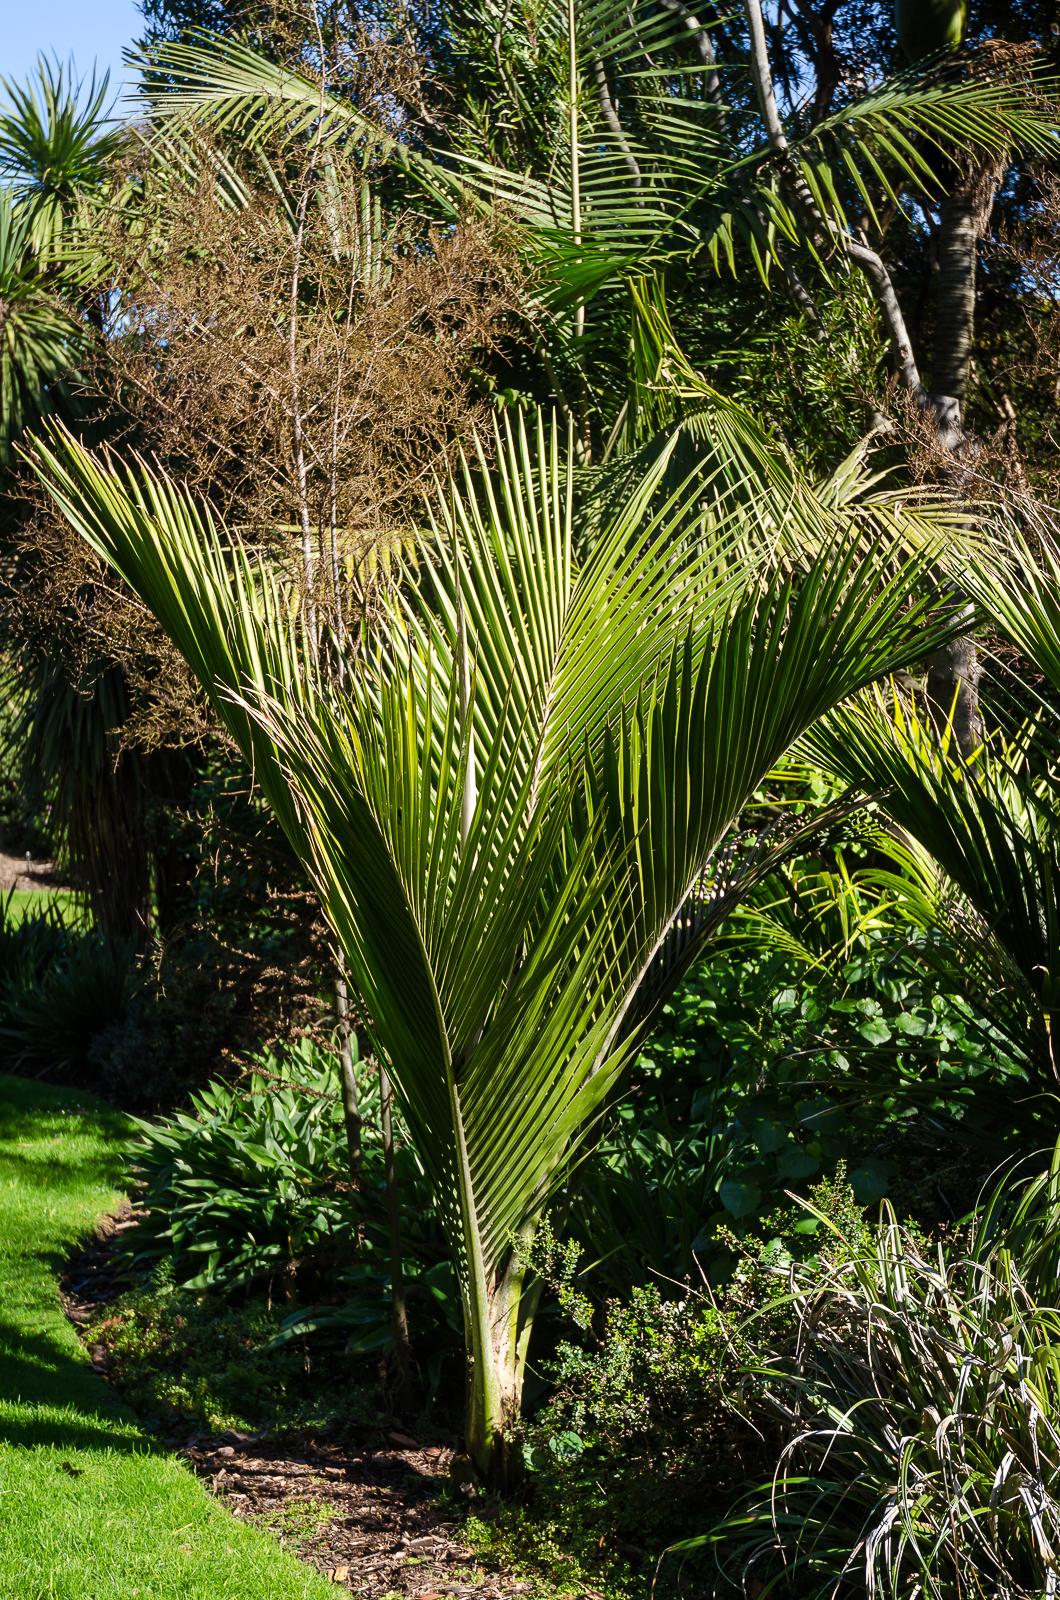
[931,187,979,424]
[334,971,362,1182]
[380,1063,414,1402]
[925,606,982,754]
[925,165,998,757]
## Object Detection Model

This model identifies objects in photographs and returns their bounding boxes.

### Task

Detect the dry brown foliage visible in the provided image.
[102,142,521,543]
[7,122,526,749]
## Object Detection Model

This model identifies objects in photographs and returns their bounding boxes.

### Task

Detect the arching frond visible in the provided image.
[29,410,954,1474]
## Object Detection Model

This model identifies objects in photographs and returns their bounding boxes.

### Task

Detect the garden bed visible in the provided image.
[62,1221,562,1600]
[177,1434,530,1598]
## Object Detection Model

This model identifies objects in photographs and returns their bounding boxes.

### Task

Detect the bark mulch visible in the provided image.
[179,1432,534,1598]
[62,1221,551,1599]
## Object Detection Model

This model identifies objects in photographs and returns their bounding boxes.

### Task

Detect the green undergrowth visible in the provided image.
[4,886,87,926]
[89,1279,380,1438]
[0,1072,339,1600]
[461,1503,637,1600]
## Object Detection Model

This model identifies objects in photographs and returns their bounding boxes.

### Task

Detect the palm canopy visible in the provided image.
[31,411,954,1475]
[0,58,124,258]
[0,59,126,459]
[0,192,87,462]
[130,19,1058,303]
[123,16,1058,464]
[962,515,1060,705]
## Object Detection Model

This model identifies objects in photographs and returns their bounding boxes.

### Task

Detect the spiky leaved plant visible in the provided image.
[32,411,953,1482]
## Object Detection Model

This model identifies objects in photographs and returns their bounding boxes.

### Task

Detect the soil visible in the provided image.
[61,1221,548,1600]
[177,1434,533,1598]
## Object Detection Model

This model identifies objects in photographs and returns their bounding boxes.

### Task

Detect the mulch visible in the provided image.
[178,1433,535,1598]
[60,1220,553,1600]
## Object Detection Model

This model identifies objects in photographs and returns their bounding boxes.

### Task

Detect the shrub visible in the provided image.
[0,889,71,995]
[88,1276,377,1436]
[122,1037,462,1397]
[86,754,333,1107]
[525,1283,749,1525]
[0,923,131,1077]
[515,1191,861,1558]
[127,1038,352,1298]
[569,849,1025,1298]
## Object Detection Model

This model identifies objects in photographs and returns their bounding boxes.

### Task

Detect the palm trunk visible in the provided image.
[380,1063,413,1401]
[334,972,362,1182]
[463,1252,537,1487]
[931,185,979,432]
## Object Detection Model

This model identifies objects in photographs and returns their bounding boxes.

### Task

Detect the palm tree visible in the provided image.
[0,61,159,940]
[0,57,123,259]
[0,191,84,462]
[0,58,123,455]
[32,410,954,1479]
[129,7,1057,460]
[800,506,1060,1097]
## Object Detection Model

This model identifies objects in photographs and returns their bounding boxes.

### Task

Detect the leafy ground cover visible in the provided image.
[0,1072,340,1600]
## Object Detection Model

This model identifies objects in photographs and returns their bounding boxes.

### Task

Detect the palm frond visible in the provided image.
[803,685,1060,1073]
[0,194,86,459]
[30,408,957,1472]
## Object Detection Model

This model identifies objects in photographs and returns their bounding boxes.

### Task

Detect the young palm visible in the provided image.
[32,411,952,1480]
[804,687,1060,1082]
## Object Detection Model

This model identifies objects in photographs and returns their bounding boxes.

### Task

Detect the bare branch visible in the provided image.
[741,0,926,400]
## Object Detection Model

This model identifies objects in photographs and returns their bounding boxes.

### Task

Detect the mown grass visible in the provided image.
[0,1072,339,1600]
[3,887,87,927]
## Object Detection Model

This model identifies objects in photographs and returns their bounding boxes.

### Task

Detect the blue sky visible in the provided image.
[3,0,143,104]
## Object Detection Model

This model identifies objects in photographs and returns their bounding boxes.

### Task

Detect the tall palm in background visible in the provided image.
[0,61,119,459]
[0,62,159,939]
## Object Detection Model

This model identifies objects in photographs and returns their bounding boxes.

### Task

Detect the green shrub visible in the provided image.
[88,1276,376,1435]
[0,889,71,994]
[123,1037,462,1397]
[570,847,1025,1297]
[513,1176,881,1580]
[0,924,131,1076]
[127,1038,352,1297]
[516,1211,825,1556]
[525,1284,747,1505]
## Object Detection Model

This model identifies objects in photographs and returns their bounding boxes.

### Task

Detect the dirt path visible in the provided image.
[0,846,65,893]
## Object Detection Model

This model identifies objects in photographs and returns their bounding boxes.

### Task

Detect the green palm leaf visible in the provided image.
[803,686,1060,1073]
[0,193,85,460]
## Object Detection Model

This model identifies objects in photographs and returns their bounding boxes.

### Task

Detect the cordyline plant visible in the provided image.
[33,411,954,1482]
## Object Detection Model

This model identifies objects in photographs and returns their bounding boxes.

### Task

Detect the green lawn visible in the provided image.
[3,887,87,927]
[0,1073,339,1600]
